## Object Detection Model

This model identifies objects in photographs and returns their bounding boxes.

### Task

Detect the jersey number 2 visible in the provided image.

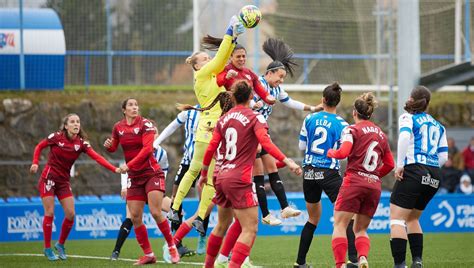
[310,127,327,155]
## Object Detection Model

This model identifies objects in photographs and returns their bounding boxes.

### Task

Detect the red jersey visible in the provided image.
[203,105,286,183]
[217,63,269,101]
[108,116,159,177]
[32,131,116,181]
[341,121,393,189]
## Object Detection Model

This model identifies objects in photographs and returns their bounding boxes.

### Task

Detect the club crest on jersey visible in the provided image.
[118,130,124,136]
[58,142,64,147]
[74,144,80,151]
[245,74,252,80]
[134,128,140,134]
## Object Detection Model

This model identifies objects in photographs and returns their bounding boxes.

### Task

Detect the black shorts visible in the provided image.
[173,164,197,187]
[256,148,268,158]
[390,164,441,210]
[303,166,343,203]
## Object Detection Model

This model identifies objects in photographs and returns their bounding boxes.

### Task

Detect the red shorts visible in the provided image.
[214,176,258,209]
[335,185,381,218]
[37,177,73,200]
[127,171,166,202]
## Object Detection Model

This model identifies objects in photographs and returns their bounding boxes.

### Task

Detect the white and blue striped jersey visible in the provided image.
[176,107,200,165]
[253,76,293,120]
[399,112,448,167]
[154,145,169,176]
[299,111,349,169]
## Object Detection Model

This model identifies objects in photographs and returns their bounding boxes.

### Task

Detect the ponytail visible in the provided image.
[263,38,297,77]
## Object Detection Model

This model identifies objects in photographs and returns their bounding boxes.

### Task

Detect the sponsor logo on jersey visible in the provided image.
[144,122,153,128]
[74,144,80,151]
[245,74,252,80]
[134,128,140,134]
[118,130,124,136]
[48,133,55,139]
[421,173,439,188]
[7,210,56,240]
[58,142,64,147]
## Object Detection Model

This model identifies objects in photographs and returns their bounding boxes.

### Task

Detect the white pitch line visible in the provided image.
[0,253,204,266]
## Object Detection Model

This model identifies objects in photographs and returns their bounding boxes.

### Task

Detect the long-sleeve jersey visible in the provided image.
[253,76,306,120]
[397,112,448,168]
[107,116,160,178]
[153,107,200,165]
[32,131,116,181]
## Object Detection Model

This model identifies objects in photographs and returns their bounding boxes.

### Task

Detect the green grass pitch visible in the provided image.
[0,233,473,267]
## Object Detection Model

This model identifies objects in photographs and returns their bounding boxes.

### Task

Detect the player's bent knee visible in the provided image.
[390,219,406,228]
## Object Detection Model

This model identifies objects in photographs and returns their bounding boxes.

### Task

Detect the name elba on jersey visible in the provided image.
[361,126,384,139]
[219,112,250,127]
[314,119,332,128]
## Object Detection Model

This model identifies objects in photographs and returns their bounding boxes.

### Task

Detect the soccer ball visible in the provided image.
[238,5,262,28]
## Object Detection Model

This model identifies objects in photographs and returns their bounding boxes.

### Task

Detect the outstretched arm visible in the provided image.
[86,147,118,172]
[154,116,185,147]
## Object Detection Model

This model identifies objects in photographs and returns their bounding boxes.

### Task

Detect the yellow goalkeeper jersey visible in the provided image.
[194,34,235,143]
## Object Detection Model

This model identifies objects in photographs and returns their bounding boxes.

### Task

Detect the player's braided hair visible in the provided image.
[354,92,377,120]
[404,86,431,114]
[323,82,342,107]
[60,113,88,140]
[263,38,297,77]
[176,91,235,117]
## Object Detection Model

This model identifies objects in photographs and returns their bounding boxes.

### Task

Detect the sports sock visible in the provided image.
[229,242,251,268]
[114,218,133,252]
[254,175,269,217]
[355,236,370,259]
[408,233,423,260]
[157,219,174,247]
[268,172,289,209]
[390,238,407,265]
[58,217,74,245]
[296,221,317,265]
[43,215,54,248]
[202,215,210,236]
[346,219,358,263]
[173,222,192,245]
[332,237,348,267]
[134,224,152,255]
[220,219,242,257]
[198,179,216,219]
[205,233,223,267]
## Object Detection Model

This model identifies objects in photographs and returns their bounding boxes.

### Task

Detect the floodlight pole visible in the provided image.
[397,0,420,119]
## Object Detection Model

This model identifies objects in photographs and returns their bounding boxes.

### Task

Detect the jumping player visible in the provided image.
[327,93,394,268]
[389,86,448,268]
[200,80,302,268]
[294,82,358,268]
[30,113,120,261]
[104,98,179,265]
[167,15,275,232]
